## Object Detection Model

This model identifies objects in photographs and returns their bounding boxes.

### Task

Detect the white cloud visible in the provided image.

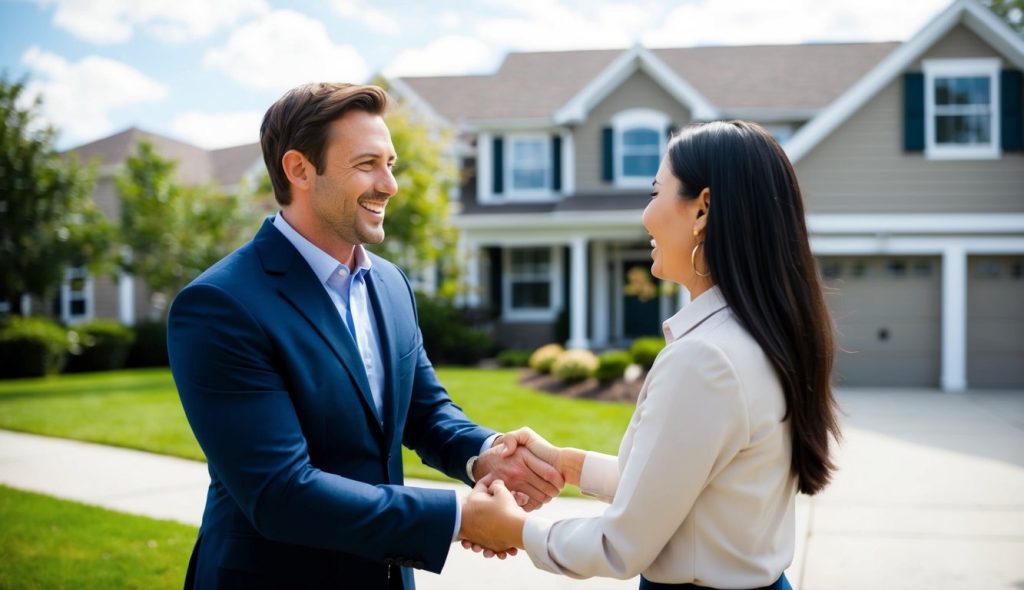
[203,10,371,91]
[438,11,462,30]
[38,0,268,44]
[643,0,949,47]
[170,110,263,149]
[330,0,400,36]
[20,46,168,145]
[384,35,499,77]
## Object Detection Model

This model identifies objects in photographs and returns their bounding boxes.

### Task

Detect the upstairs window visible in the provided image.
[607,109,670,188]
[923,59,1000,160]
[507,135,551,195]
[621,128,661,177]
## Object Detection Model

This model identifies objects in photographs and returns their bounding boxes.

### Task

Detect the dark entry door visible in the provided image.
[622,261,662,338]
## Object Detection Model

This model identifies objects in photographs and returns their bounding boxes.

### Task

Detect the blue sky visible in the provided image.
[1,0,951,150]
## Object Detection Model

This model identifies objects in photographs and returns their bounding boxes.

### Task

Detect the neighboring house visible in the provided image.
[59,128,263,326]
[389,0,1024,390]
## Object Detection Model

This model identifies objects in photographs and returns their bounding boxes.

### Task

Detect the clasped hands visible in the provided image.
[459,427,584,559]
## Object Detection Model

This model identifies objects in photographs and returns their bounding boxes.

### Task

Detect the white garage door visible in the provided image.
[818,256,941,387]
[967,256,1024,389]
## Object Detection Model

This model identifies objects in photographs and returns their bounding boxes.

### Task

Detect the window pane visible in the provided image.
[820,260,842,280]
[511,282,551,308]
[912,260,933,278]
[510,139,549,191]
[70,300,86,315]
[885,259,907,278]
[623,155,660,177]
[510,248,550,276]
[623,128,660,147]
[513,169,546,190]
[936,115,991,144]
[935,77,989,106]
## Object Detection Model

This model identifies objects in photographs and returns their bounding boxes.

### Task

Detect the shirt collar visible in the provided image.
[662,285,728,342]
[272,212,373,287]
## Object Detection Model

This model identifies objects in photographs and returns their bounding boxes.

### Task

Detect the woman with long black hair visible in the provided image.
[459,120,841,590]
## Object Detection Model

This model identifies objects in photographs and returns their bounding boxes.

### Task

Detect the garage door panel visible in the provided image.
[820,256,941,388]
[967,256,1024,389]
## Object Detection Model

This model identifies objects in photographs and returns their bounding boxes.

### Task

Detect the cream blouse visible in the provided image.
[523,286,797,587]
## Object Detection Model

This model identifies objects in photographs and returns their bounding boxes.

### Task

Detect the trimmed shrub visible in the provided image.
[0,316,69,378]
[630,336,666,371]
[125,320,169,368]
[65,320,136,373]
[595,350,632,383]
[414,292,495,366]
[497,349,532,368]
[552,349,599,382]
[528,343,564,374]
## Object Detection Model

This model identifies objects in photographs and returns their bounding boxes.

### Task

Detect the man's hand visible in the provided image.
[472,429,564,511]
[459,475,526,555]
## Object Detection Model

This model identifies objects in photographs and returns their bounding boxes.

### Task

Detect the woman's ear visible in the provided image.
[694,187,711,233]
[282,149,312,193]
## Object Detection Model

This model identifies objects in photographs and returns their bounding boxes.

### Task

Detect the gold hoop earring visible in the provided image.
[691,242,710,278]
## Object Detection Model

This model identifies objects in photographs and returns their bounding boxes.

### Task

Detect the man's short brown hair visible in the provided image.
[260,82,389,205]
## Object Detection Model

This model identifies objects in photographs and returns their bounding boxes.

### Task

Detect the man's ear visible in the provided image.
[282,150,312,193]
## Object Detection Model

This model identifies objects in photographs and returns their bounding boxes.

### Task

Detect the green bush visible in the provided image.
[553,349,599,382]
[0,316,69,378]
[497,349,532,367]
[528,343,564,374]
[630,337,666,371]
[415,292,495,366]
[65,320,135,373]
[124,320,169,367]
[595,350,632,383]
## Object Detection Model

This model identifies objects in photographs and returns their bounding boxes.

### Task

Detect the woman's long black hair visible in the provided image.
[668,120,840,495]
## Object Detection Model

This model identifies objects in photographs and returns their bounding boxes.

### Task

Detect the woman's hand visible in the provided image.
[501,427,584,488]
[459,475,527,557]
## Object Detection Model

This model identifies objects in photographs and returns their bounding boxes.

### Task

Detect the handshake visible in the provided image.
[458,427,586,558]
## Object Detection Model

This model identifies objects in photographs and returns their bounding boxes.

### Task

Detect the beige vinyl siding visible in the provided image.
[796,25,1024,214]
[576,70,692,193]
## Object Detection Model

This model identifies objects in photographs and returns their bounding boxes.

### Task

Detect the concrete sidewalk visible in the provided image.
[1,389,1023,589]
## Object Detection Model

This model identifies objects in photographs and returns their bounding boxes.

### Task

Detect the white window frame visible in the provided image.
[923,58,1001,161]
[502,246,562,322]
[612,109,669,188]
[504,134,554,199]
[61,266,93,324]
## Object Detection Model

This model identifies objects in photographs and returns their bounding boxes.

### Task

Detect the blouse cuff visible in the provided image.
[579,451,618,503]
[522,514,560,574]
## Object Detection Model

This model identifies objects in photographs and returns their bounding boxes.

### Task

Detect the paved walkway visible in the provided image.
[1,389,1023,589]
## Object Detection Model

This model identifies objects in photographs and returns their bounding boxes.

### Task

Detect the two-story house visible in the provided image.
[390,0,1024,391]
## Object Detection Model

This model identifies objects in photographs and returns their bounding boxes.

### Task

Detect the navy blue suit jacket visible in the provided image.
[168,219,494,589]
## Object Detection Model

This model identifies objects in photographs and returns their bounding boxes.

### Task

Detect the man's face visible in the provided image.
[309,110,398,247]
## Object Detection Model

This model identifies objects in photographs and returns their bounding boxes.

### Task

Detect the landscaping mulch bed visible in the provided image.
[518,369,644,403]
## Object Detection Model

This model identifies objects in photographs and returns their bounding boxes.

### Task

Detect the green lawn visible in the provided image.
[0,485,196,590]
[0,368,633,484]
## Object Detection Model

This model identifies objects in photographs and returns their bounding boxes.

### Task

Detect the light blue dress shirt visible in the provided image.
[272,213,495,542]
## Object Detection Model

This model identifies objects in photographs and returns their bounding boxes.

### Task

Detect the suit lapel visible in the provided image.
[254,220,384,435]
[365,269,401,439]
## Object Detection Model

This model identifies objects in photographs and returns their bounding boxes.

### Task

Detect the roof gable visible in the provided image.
[785,0,1024,163]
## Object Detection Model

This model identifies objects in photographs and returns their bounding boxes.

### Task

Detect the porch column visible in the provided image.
[941,245,967,392]
[460,236,481,307]
[118,272,135,326]
[567,236,589,349]
[591,241,609,347]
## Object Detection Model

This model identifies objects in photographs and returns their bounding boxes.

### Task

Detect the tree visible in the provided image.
[0,75,114,314]
[368,81,461,296]
[116,141,257,316]
[984,0,1024,34]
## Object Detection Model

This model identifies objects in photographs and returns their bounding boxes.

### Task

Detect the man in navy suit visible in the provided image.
[168,82,563,590]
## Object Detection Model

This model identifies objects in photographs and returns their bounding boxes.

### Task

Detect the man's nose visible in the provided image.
[377,167,398,196]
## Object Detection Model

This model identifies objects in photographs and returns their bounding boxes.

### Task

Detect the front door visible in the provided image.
[622,261,662,338]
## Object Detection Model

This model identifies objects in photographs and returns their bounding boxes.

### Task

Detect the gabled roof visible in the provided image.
[68,127,261,189]
[394,42,899,128]
[786,0,1024,163]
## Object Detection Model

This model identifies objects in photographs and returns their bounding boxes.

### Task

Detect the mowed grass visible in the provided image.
[0,485,196,590]
[0,368,634,485]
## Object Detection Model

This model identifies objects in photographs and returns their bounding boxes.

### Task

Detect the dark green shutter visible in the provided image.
[1001,70,1023,151]
[552,135,562,192]
[601,127,614,182]
[904,73,925,152]
[492,136,504,195]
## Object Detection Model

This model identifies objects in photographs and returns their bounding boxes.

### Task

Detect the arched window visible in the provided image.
[611,109,670,187]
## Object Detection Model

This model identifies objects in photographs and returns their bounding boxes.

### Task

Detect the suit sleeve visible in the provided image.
[168,281,456,573]
[521,339,750,579]
[393,267,495,486]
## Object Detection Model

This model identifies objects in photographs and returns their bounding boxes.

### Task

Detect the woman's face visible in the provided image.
[641,155,708,287]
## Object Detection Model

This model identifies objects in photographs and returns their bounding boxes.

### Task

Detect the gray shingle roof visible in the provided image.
[398,42,900,123]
